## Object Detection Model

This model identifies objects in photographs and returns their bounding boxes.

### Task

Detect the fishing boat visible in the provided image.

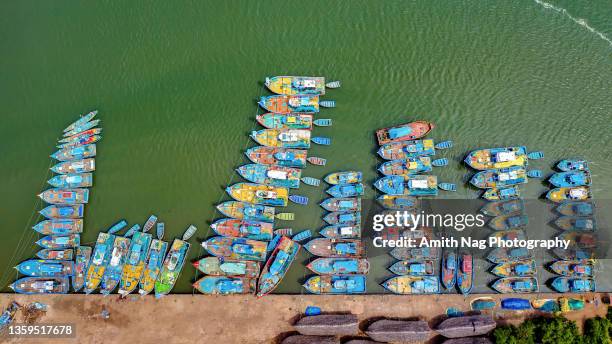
[303,275,366,294]
[470,166,527,189]
[32,219,83,235]
[16,259,74,277]
[491,259,536,277]
[527,170,543,178]
[237,164,302,189]
[531,299,560,313]
[376,121,434,145]
[292,230,311,242]
[123,225,140,238]
[57,134,101,149]
[382,276,440,294]
[482,186,521,201]
[559,231,597,248]
[63,110,97,133]
[50,158,95,174]
[118,231,153,296]
[47,173,93,188]
[289,195,308,205]
[323,211,361,225]
[63,119,100,137]
[10,277,69,294]
[258,95,319,113]
[377,139,435,160]
[549,171,592,187]
[490,229,526,241]
[319,197,361,211]
[155,223,165,240]
[193,276,256,295]
[456,252,473,295]
[256,113,313,129]
[471,297,496,311]
[388,260,435,276]
[100,237,131,295]
[155,236,191,298]
[547,186,592,203]
[554,216,596,231]
[301,177,320,187]
[105,220,127,235]
[438,183,456,191]
[441,250,457,289]
[488,214,528,231]
[275,213,294,221]
[226,183,289,207]
[553,247,596,261]
[487,247,532,264]
[390,247,439,260]
[480,199,524,216]
[376,195,417,210]
[142,215,157,233]
[84,232,115,294]
[58,128,103,144]
[374,175,438,196]
[72,246,91,292]
[257,236,300,297]
[39,204,84,219]
[245,146,307,168]
[304,238,364,257]
[549,260,594,277]
[264,76,326,95]
[491,277,538,293]
[251,129,311,148]
[210,218,273,241]
[551,277,595,293]
[556,202,594,217]
[138,239,169,296]
[319,225,361,239]
[464,147,527,170]
[50,144,96,161]
[378,157,432,176]
[0,301,21,332]
[326,183,364,198]
[324,171,362,185]
[306,258,369,275]
[313,118,332,126]
[307,156,326,166]
[38,188,89,204]
[557,159,589,172]
[36,249,74,260]
[193,257,260,278]
[216,201,275,223]
[201,236,267,261]
[36,234,80,249]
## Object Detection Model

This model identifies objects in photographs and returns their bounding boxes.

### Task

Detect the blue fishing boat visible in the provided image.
[482,186,521,201]
[156,222,165,239]
[438,183,456,191]
[492,277,538,293]
[58,127,102,144]
[320,198,361,212]
[138,239,169,296]
[107,220,128,234]
[237,164,301,189]
[376,195,417,210]
[313,118,332,126]
[50,144,96,161]
[377,139,436,160]
[324,171,362,185]
[555,216,596,231]
[549,171,592,187]
[36,234,80,249]
[256,236,301,297]
[303,275,366,294]
[526,170,542,178]
[38,188,89,204]
[441,250,457,289]
[100,237,131,295]
[289,195,309,205]
[488,214,528,231]
[193,276,256,295]
[527,151,544,160]
[201,236,268,261]
[382,276,440,294]
[47,173,93,188]
[435,141,453,149]
[471,297,496,311]
[480,199,524,216]
[216,201,275,223]
[487,247,532,264]
[553,247,596,261]
[39,204,84,219]
[193,257,260,278]
[123,224,140,238]
[57,134,102,149]
[292,230,312,242]
[319,225,361,239]
[374,175,438,196]
[118,231,153,296]
[556,202,594,217]
[378,157,432,176]
[301,177,320,186]
[323,211,361,225]
[10,277,70,294]
[258,95,319,113]
[304,238,364,257]
[549,260,594,277]
[432,158,449,167]
[390,247,439,260]
[326,183,364,198]
[311,136,331,145]
[306,258,370,275]
[142,215,157,233]
[470,166,527,189]
[245,146,307,168]
[256,113,313,129]
[557,159,589,172]
[63,119,100,137]
[456,252,473,295]
[33,219,83,235]
[36,249,74,260]
[551,277,595,293]
[63,110,97,133]
[50,158,95,174]
[16,259,74,277]
[501,298,531,310]
[388,260,435,276]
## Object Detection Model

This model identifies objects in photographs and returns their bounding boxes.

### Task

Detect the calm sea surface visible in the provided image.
[0,1,610,293]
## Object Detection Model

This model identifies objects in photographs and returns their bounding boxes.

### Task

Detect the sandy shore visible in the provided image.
[0,293,608,344]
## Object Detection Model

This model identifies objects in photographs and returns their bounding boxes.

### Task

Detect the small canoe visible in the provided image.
[16,259,74,277]
[557,159,589,172]
[377,139,436,160]
[10,277,69,294]
[320,198,361,212]
[301,177,321,186]
[256,236,300,297]
[47,173,93,188]
[216,201,275,223]
[155,239,190,298]
[527,170,542,178]
[312,136,331,145]
[156,222,165,240]
[491,277,538,293]
[389,260,435,276]
[226,183,289,207]
[193,257,260,278]
[142,215,157,233]
[480,199,524,217]
[464,147,527,170]
[501,298,532,310]
[63,119,100,137]
[546,186,591,203]
[118,231,153,296]
[32,219,83,235]
[50,144,96,161]
[558,231,597,248]
[313,118,332,127]
[57,134,101,149]
[36,234,80,249]
[107,220,128,234]
[431,158,449,167]
[303,274,366,294]
[491,259,536,277]
[289,195,309,205]
[376,121,434,145]
[256,113,313,129]
[325,171,362,185]
[374,175,438,196]
[549,260,594,277]
[39,204,84,219]
[275,213,295,221]
[307,258,369,275]
[36,249,74,260]
[482,186,521,201]
[326,80,341,88]
[201,236,267,261]
[470,166,527,189]
[326,183,364,198]
[58,128,103,144]
[251,129,311,149]
[292,230,312,242]
[264,76,325,95]
[549,171,592,187]
[435,141,453,150]
[471,297,496,311]
[138,239,168,296]
[63,110,97,133]
[258,95,319,114]
[488,214,528,231]
[38,188,89,204]
[304,238,364,258]
[237,164,302,189]
[50,158,95,174]
[319,225,361,239]
[319,100,335,108]
[84,233,115,294]
[527,151,544,160]
[378,157,432,176]
[307,156,326,166]
[123,224,140,238]
[390,247,439,260]
[551,277,595,293]
[193,276,256,295]
[556,201,594,217]
[376,195,417,210]
[210,218,273,241]
[323,211,361,225]
[554,216,596,231]
[72,246,91,292]
[486,247,532,264]
[245,146,307,168]
[274,228,293,236]
[382,276,440,294]
[100,237,131,295]
[438,183,456,192]
[456,252,473,295]
[441,250,457,289]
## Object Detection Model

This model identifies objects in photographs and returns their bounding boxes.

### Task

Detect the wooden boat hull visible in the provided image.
[307,258,369,275]
[72,246,91,292]
[100,237,131,295]
[491,277,538,293]
[216,201,275,223]
[16,259,74,277]
[36,249,74,260]
[382,276,440,294]
[441,251,457,289]
[470,166,528,189]
[390,247,439,260]
[265,76,325,95]
[488,214,528,231]
[84,233,115,294]
[226,183,289,207]
[118,232,153,296]
[39,204,84,219]
[326,183,364,198]
[11,277,69,294]
[303,275,366,294]
[202,236,267,261]
[464,147,527,170]
[374,175,438,196]
[251,129,311,148]
[237,164,301,189]
[304,238,364,258]
[36,234,80,249]
[549,171,591,187]
[258,95,319,113]
[480,200,524,217]
[51,144,96,161]
[378,157,432,176]
[138,239,168,296]
[154,239,190,297]
[457,253,473,295]
[193,257,260,278]
[257,236,300,297]
[549,260,594,277]
[47,173,93,188]
[194,276,256,295]
[319,225,361,239]
[546,187,591,203]
[324,171,362,185]
[50,158,95,174]
[551,277,595,293]
[377,139,435,160]
[245,146,307,168]
[556,202,594,216]
[39,188,89,204]
[486,247,532,264]
[320,198,361,212]
[323,211,361,225]
[376,121,434,145]
[389,260,435,276]
[32,219,83,235]
[256,113,313,129]
[210,218,273,241]
[491,259,536,277]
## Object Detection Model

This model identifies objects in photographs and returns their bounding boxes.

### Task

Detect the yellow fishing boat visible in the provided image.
[251,129,311,148]
[265,76,326,95]
[464,147,527,170]
[118,231,153,296]
[546,186,592,203]
[84,233,115,294]
[226,183,289,207]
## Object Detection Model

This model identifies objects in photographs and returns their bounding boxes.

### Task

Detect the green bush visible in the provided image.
[583,317,611,344]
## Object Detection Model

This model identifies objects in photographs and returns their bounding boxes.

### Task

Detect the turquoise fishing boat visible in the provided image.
[551,277,595,293]
[435,141,453,149]
[323,211,361,225]
[374,175,438,196]
[549,260,594,277]
[464,147,527,170]
[324,171,362,185]
[304,238,364,257]
[292,230,311,242]
[306,258,370,275]
[245,146,307,168]
[470,166,528,189]
[313,118,332,126]
[441,250,457,289]
[39,204,84,219]
[216,201,275,223]
[555,216,596,231]
[107,220,128,234]
[471,297,496,311]
[142,215,157,233]
[378,157,432,176]
[482,186,521,201]
[33,219,83,235]
[256,236,300,297]
[256,113,313,129]
[201,236,268,261]
[319,225,361,239]
[388,260,435,276]
[376,195,417,210]
[118,231,153,296]
[264,76,326,95]
[237,164,302,189]
[63,119,100,137]
[154,237,191,298]
[382,276,440,294]
[556,202,594,217]
[557,159,589,172]
[487,247,532,264]
[390,247,439,260]
[10,277,70,294]
[549,171,592,187]
[38,188,89,204]
[36,234,80,249]
[456,252,473,295]
[377,139,436,160]
[36,248,74,260]
[63,110,97,133]
[50,158,95,174]
[311,136,331,145]
[138,239,168,296]
[84,232,115,294]
[258,94,319,113]
[491,259,537,277]
[303,275,366,294]
[301,177,320,186]
[100,236,131,295]
[492,277,538,293]
[47,173,93,188]
[50,144,96,161]
[480,199,524,216]
[488,214,528,231]
[16,259,74,277]
[289,195,308,205]
[72,246,91,292]
[210,218,273,241]
[326,183,364,198]
[193,276,256,295]
[193,257,260,278]
[547,186,592,203]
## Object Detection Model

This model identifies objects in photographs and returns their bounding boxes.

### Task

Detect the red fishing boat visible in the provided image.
[376,121,434,145]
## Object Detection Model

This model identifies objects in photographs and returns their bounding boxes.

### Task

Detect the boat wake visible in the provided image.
[533,0,612,48]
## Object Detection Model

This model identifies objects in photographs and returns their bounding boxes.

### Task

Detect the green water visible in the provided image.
[0,1,610,293]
